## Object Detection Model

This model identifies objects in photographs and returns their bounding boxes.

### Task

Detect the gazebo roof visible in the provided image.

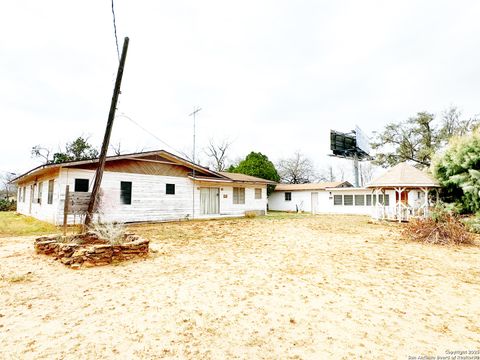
[366,162,440,188]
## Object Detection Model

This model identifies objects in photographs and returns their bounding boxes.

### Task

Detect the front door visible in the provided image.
[311,192,318,214]
[200,187,220,215]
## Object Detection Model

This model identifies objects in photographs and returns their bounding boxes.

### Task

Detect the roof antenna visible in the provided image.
[188,107,202,220]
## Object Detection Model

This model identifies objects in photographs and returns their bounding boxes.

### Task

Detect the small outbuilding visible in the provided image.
[366,162,440,222]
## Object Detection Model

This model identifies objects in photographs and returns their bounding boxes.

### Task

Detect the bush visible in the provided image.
[0,199,16,211]
[402,206,474,245]
[90,222,126,245]
[463,216,480,234]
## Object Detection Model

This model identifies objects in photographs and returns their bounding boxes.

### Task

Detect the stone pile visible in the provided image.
[34,232,149,268]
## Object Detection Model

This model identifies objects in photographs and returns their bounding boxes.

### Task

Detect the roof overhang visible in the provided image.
[366,183,441,188]
[11,149,230,184]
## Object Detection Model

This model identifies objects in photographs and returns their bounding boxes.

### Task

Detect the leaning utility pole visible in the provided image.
[85,37,129,227]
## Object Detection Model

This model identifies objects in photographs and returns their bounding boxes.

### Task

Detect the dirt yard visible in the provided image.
[1,214,479,359]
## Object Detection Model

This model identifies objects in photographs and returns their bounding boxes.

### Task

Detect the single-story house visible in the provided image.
[11,150,275,224]
[268,162,439,219]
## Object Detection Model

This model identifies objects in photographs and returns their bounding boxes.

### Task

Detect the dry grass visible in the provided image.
[1,213,479,359]
[0,212,58,237]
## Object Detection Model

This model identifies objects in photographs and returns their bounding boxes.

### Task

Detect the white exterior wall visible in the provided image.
[16,176,61,223]
[269,188,397,216]
[268,190,316,212]
[217,186,267,217]
[17,168,268,225]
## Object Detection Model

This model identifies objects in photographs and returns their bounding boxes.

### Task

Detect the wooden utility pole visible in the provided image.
[85,37,129,227]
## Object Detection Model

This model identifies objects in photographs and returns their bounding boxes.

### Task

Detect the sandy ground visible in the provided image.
[1,214,479,359]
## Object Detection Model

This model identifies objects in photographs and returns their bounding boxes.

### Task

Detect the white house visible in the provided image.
[12,150,275,224]
[268,162,439,219]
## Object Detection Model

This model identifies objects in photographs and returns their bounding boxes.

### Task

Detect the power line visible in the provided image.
[111,0,120,61]
[116,113,185,156]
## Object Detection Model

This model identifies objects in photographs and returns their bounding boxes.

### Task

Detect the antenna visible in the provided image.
[188,106,201,220]
[189,107,202,163]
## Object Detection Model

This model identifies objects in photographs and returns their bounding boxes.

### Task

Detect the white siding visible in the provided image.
[18,168,268,224]
[16,177,60,223]
[269,188,397,216]
[268,190,315,212]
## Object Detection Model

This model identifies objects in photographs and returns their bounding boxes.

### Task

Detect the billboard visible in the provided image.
[330,127,371,160]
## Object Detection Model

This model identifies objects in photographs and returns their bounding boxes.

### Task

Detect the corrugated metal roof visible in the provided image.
[366,162,440,188]
[274,181,352,191]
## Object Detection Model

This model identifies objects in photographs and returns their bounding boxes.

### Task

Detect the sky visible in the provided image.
[2,0,480,183]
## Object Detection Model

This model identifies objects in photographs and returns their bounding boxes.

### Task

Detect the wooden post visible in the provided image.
[63,185,70,236]
[85,37,129,227]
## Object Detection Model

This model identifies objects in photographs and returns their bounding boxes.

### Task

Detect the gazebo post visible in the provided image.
[382,188,386,220]
[422,187,429,218]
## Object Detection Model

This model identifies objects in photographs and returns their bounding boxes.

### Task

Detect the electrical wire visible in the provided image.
[116,113,187,157]
[111,0,120,61]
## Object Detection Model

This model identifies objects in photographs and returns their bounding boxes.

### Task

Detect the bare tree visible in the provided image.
[319,164,336,182]
[110,142,123,156]
[31,145,52,164]
[359,162,375,186]
[1,172,17,200]
[277,151,317,184]
[204,138,232,171]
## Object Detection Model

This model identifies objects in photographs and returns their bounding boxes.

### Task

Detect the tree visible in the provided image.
[32,136,99,164]
[110,142,123,156]
[204,138,232,171]
[0,172,17,200]
[277,151,316,184]
[31,146,52,163]
[372,107,479,169]
[359,162,375,186]
[228,152,280,195]
[433,129,480,214]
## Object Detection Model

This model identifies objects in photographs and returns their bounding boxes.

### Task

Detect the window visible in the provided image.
[166,183,175,195]
[355,194,365,206]
[343,194,353,206]
[378,194,390,206]
[366,194,372,206]
[18,188,21,202]
[233,187,245,204]
[48,180,54,204]
[285,192,292,201]
[74,178,89,192]
[373,194,377,205]
[37,182,43,204]
[23,187,26,203]
[255,188,262,199]
[120,181,132,205]
[333,195,342,205]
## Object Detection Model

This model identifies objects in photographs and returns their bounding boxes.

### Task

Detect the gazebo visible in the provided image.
[366,162,440,222]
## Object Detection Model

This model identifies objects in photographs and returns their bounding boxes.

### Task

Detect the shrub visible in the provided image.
[463,216,480,234]
[90,222,126,245]
[402,206,474,245]
[0,199,16,211]
[245,211,257,219]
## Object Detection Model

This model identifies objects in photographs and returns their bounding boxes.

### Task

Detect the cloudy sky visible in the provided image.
[2,0,480,181]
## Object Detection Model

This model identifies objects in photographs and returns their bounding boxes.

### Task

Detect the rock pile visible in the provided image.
[34,232,149,268]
